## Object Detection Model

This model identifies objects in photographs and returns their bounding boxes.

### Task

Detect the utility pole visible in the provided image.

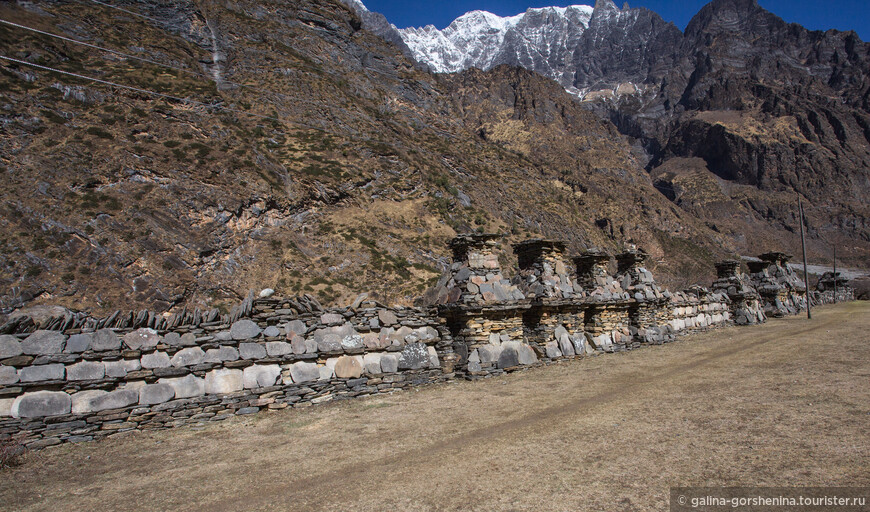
[833,244,838,302]
[798,197,811,319]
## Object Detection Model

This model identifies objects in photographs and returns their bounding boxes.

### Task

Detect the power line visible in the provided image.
[86,0,161,22]
[0,18,199,79]
[0,18,288,99]
[0,54,282,123]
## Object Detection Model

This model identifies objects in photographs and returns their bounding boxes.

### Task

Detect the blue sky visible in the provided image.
[363,0,869,41]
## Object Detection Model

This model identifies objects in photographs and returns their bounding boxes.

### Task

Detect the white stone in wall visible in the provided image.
[0,365,19,385]
[243,364,281,389]
[141,351,171,369]
[285,320,307,336]
[262,325,281,337]
[477,345,502,363]
[66,361,105,381]
[123,328,161,350]
[363,353,382,375]
[558,333,575,357]
[204,369,244,394]
[239,342,266,359]
[105,359,141,378]
[320,313,344,326]
[289,361,320,383]
[0,398,13,417]
[571,336,586,356]
[317,365,334,381]
[138,383,176,405]
[203,346,240,363]
[230,319,262,340]
[12,391,72,418]
[427,346,440,368]
[64,333,91,353]
[119,380,146,391]
[488,333,501,345]
[91,329,121,351]
[21,330,66,355]
[171,347,206,367]
[0,335,23,358]
[545,341,562,359]
[159,375,205,399]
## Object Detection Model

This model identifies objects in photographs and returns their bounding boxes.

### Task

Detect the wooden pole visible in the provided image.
[833,244,838,301]
[798,197,811,319]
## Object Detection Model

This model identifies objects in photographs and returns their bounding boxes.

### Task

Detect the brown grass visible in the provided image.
[1,302,868,511]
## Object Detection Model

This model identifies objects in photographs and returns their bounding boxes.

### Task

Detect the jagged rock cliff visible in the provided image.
[396,0,870,269]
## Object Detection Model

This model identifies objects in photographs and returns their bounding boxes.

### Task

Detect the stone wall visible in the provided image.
[3,235,844,450]
[0,299,452,448]
[669,288,732,333]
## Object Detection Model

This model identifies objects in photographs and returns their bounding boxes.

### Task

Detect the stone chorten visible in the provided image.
[711,260,765,325]
[512,239,580,300]
[438,234,525,305]
[572,249,627,302]
[748,252,807,317]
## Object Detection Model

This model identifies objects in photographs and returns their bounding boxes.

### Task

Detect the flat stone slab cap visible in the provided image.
[21,330,66,355]
[230,319,262,340]
[91,329,121,351]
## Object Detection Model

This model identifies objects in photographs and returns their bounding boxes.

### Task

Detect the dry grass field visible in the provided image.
[2,302,868,511]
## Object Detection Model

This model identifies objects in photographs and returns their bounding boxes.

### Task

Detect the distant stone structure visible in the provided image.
[0,235,848,449]
[747,252,808,317]
[813,272,854,304]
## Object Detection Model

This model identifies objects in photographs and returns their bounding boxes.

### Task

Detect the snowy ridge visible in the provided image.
[397,5,595,74]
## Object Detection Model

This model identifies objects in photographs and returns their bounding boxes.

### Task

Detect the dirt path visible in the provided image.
[2,302,868,511]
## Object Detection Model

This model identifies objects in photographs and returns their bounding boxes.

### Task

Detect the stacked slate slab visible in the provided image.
[747,252,808,317]
[711,260,766,325]
[615,247,675,345]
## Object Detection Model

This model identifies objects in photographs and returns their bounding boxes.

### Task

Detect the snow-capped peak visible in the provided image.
[397,5,596,74]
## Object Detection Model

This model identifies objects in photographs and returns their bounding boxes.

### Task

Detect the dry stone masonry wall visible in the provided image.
[0,235,853,449]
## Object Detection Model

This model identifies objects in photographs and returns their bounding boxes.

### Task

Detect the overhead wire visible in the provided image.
[85,0,162,22]
[0,18,292,101]
[0,54,283,123]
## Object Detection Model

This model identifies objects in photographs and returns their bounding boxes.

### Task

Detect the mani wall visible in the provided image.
[0,234,847,449]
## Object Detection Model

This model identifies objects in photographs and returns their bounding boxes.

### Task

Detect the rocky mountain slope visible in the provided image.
[0,0,733,317]
[397,0,870,268]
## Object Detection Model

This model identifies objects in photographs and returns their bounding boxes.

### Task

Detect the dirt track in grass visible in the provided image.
[2,302,868,511]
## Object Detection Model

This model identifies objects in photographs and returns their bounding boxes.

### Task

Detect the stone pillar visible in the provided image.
[573,249,612,290]
[438,235,531,379]
[512,239,578,299]
[445,234,520,303]
[712,260,765,325]
[512,239,585,359]
[615,246,673,344]
[616,246,648,276]
[715,260,741,280]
